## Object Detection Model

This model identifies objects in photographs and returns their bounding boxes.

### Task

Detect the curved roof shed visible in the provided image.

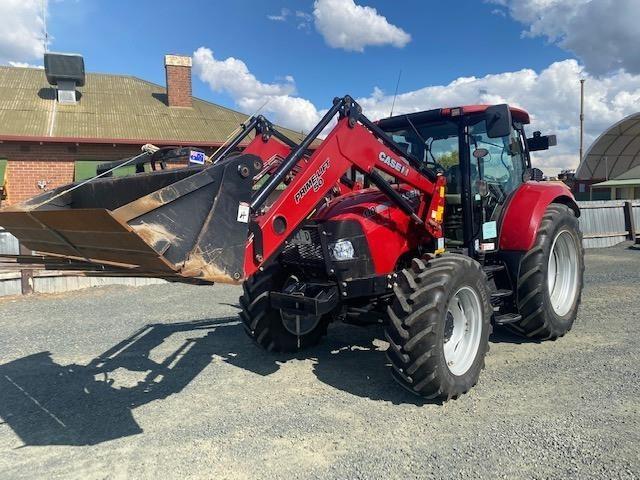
[576,113,640,180]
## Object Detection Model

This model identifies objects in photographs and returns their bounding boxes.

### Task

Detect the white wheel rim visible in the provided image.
[443,286,483,376]
[547,230,579,317]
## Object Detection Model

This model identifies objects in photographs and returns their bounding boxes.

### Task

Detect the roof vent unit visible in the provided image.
[44,52,85,105]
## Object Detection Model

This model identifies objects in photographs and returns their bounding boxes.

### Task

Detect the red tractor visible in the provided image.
[0,96,584,400]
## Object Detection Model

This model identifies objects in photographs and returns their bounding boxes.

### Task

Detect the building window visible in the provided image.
[591,188,611,201]
[74,160,146,181]
[578,183,586,193]
[0,158,7,203]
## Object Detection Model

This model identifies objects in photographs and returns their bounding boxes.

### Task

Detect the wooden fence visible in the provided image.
[1,200,638,296]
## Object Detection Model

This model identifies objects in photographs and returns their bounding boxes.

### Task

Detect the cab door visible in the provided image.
[463,117,527,253]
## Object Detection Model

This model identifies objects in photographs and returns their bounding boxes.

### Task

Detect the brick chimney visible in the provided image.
[165,54,192,108]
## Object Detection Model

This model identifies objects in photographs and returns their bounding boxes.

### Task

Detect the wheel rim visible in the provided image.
[443,286,483,376]
[281,310,320,336]
[280,275,321,336]
[547,230,579,317]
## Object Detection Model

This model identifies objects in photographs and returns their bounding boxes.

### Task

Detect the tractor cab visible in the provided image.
[378,105,556,254]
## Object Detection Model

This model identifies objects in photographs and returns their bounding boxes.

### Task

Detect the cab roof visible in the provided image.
[377,104,530,131]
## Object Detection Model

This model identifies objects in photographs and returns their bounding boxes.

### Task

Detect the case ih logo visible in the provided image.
[294,158,331,204]
[379,152,409,176]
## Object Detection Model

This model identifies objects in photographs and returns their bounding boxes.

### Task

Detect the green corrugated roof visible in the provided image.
[592,178,640,187]
[0,66,309,145]
[592,164,640,187]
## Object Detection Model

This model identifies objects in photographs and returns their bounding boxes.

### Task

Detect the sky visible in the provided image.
[2,0,640,175]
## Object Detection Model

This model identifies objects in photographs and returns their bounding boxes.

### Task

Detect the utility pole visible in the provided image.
[42,0,49,52]
[579,79,585,162]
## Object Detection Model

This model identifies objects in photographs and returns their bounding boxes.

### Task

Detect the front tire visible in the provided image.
[510,203,584,339]
[385,254,492,400]
[239,267,329,352]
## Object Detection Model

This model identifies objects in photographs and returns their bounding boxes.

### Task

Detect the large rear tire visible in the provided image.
[385,254,492,400]
[239,267,329,352]
[510,203,584,339]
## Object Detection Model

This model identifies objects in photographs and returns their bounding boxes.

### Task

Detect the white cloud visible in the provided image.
[193,47,322,132]
[238,96,322,135]
[267,8,290,22]
[295,10,313,31]
[490,0,640,74]
[355,59,640,174]
[193,47,295,99]
[313,0,411,52]
[194,45,640,174]
[0,0,48,65]
[296,11,313,21]
[8,61,44,69]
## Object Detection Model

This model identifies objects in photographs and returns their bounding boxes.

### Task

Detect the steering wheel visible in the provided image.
[426,159,446,174]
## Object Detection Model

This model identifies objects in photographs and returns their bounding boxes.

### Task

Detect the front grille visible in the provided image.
[281,227,325,267]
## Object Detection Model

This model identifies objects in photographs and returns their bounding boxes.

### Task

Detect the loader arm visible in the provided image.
[244,96,446,278]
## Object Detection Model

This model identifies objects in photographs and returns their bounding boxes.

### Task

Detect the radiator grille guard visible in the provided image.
[0,154,263,285]
[281,225,326,268]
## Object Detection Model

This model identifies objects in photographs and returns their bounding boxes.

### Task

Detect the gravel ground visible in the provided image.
[0,243,638,479]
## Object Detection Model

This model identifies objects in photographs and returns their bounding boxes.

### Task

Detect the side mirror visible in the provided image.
[485,104,512,138]
[527,131,557,151]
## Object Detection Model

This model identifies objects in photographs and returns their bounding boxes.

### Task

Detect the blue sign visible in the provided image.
[189,150,206,165]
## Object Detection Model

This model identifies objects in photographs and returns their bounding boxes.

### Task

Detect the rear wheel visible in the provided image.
[510,203,584,339]
[385,254,492,400]
[239,267,329,352]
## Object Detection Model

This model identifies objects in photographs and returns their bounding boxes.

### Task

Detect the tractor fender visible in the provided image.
[499,182,579,251]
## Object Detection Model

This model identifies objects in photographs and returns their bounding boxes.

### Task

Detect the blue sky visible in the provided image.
[2,0,640,173]
[47,0,567,108]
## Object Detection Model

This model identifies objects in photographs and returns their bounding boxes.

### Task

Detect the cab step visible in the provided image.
[494,313,522,326]
[483,264,505,277]
[490,289,513,305]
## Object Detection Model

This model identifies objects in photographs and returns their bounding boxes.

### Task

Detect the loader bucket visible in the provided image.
[0,154,263,284]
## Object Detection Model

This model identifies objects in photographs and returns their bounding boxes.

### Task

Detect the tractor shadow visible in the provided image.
[0,315,533,447]
[0,317,425,447]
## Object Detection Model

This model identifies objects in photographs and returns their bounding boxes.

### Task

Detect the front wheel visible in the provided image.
[385,254,492,400]
[239,267,329,352]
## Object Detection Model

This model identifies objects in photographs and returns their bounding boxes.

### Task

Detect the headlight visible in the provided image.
[329,239,355,261]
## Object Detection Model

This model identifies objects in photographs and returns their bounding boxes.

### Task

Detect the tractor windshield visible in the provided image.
[389,120,459,173]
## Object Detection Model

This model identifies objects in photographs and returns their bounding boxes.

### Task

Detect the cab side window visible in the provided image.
[468,120,525,197]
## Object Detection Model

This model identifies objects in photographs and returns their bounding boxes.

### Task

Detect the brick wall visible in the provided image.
[1,143,143,205]
[0,141,215,205]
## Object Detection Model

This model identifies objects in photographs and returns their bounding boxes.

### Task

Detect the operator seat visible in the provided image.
[444,164,479,203]
[445,165,462,205]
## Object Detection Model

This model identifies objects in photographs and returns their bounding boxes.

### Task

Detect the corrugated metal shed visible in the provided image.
[576,113,640,180]
[0,66,308,145]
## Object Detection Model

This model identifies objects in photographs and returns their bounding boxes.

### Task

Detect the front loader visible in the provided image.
[0,96,584,400]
